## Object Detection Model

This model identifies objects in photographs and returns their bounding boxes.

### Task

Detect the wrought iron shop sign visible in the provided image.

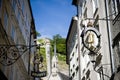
[0,44,28,66]
[0,44,37,66]
[31,71,47,78]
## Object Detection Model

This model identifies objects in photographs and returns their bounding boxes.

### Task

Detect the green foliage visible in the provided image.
[38,38,45,45]
[51,34,66,55]
[37,34,66,63]
[36,31,41,37]
[57,43,66,55]
[58,53,66,61]
[40,47,46,65]
[53,34,62,40]
[40,47,45,58]
[37,39,47,69]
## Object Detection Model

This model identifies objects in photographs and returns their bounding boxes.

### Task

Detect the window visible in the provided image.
[9,66,13,80]
[92,0,98,14]
[11,25,15,41]
[94,15,99,30]
[0,0,2,18]
[0,0,2,9]
[4,10,8,29]
[95,24,99,31]
[113,32,120,63]
[83,8,87,19]
[17,0,20,6]
[111,0,118,18]
[111,0,120,18]
[116,0,120,12]
[116,41,120,62]
[72,72,75,77]
[12,0,16,11]
[86,69,90,79]
[82,77,85,80]
[22,1,24,15]
[76,66,79,72]
[17,10,20,23]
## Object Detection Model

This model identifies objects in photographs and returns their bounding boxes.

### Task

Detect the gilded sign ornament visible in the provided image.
[81,27,101,53]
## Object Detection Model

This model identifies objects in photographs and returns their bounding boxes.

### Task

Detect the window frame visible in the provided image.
[11,25,15,41]
[111,0,120,19]
[0,0,2,9]
[92,0,99,14]
[113,32,120,63]
[4,9,8,29]
[0,0,2,18]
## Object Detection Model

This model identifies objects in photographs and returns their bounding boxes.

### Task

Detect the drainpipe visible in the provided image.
[104,0,115,74]
[28,25,32,75]
[77,2,82,80]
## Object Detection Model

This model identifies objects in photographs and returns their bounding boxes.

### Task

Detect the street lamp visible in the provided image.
[81,21,101,63]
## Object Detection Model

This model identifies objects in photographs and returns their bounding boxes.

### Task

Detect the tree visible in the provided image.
[53,34,62,40]
[51,34,66,55]
[36,31,41,37]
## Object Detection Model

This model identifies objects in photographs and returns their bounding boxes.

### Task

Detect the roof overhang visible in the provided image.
[72,0,83,7]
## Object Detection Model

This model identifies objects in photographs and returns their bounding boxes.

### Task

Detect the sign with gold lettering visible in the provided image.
[31,71,47,78]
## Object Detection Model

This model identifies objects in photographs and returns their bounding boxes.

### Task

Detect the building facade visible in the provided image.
[107,0,120,79]
[66,0,120,80]
[66,17,78,80]
[0,0,36,80]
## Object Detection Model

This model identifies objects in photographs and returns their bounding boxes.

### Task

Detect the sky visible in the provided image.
[30,0,76,39]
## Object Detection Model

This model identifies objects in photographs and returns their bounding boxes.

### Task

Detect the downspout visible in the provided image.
[104,0,115,74]
[28,24,32,75]
[77,2,82,80]
[28,23,32,76]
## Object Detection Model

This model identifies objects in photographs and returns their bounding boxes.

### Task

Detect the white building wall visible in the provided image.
[68,0,112,80]
[98,0,112,79]
[45,39,51,78]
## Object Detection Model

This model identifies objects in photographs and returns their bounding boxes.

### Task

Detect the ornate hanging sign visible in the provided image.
[31,71,47,78]
[0,44,37,66]
[81,27,101,53]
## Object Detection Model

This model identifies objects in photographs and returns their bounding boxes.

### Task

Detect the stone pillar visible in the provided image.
[45,39,51,78]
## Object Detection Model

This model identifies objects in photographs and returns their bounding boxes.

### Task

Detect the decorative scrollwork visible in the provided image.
[0,44,28,66]
[7,46,19,59]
